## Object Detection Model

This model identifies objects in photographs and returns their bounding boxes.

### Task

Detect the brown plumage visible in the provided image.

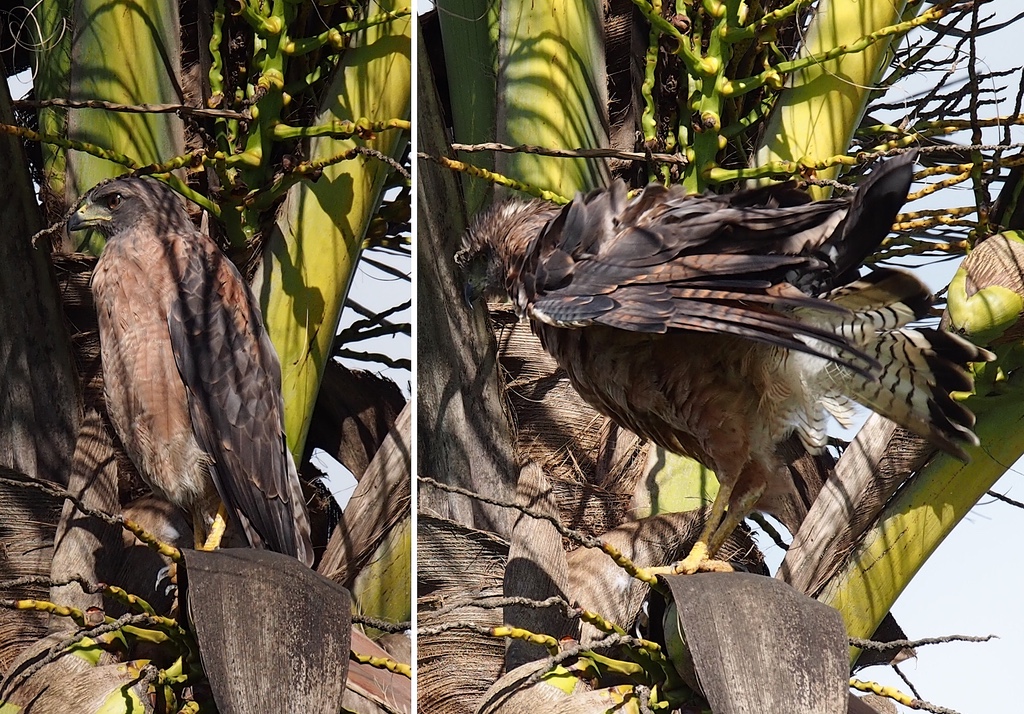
[461,152,992,572]
[69,177,313,567]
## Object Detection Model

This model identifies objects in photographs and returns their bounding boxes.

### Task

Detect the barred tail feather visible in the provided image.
[823,269,931,324]
[841,328,989,459]
[802,267,994,460]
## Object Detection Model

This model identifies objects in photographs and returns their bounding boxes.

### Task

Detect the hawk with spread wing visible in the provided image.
[461,152,992,574]
[69,177,314,567]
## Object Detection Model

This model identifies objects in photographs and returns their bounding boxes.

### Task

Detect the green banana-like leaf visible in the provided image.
[33,0,185,253]
[435,0,500,215]
[495,0,609,196]
[635,452,719,520]
[63,0,184,195]
[352,515,412,627]
[257,0,411,460]
[754,0,912,196]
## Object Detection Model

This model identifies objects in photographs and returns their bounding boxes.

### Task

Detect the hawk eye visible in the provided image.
[106,193,123,210]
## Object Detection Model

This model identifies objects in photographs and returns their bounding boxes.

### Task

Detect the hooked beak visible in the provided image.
[455,248,489,309]
[462,280,478,309]
[67,200,111,232]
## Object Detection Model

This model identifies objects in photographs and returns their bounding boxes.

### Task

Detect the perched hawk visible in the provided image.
[461,152,992,573]
[69,177,314,567]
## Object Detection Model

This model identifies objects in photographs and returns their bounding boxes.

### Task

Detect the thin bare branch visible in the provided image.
[850,634,996,651]
[451,141,689,166]
[13,97,250,120]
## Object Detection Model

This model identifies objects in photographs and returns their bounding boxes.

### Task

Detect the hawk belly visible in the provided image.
[93,235,219,523]
[537,323,814,511]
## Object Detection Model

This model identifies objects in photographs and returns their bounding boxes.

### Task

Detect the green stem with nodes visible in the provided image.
[247,148,376,211]
[577,607,630,637]
[641,1,660,157]
[134,150,205,174]
[157,173,222,218]
[350,650,413,678]
[208,0,236,197]
[272,118,410,140]
[8,598,90,627]
[283,9,413,55]
[773,4,942,75]
[721,0,744,31]
[234,0,284,37]
[705,161,793,182]
[629,0,708,78]
[861,114,1024,145]
[683,4,730,191]
[863,0,928,103]
[722,93,776,139]
[222,0,294,246]
[100,584,158,617]
[284,28,345,57]
[707,150,896,183]
[0,123,139,168]
[726,4,945,100]
[849,679,919,707]
[577,651,646,678]
[492,625,561,656]
[208,0,228,116]
[724,0,815,42]
[423,155,570,204]
[121,623,183,644]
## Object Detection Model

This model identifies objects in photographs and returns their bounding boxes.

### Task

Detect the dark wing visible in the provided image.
[168,230,313,566]
[524,155,915,372]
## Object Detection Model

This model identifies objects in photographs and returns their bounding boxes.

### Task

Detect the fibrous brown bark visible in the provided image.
[415,26,518,538]
[0,56,81,675]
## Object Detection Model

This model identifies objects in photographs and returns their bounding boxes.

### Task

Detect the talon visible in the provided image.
[156,562,178,598]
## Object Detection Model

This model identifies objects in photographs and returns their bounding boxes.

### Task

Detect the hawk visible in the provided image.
[460,152,992,574]
[69,177,314,567]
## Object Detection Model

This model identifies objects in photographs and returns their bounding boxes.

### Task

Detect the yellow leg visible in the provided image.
[707,481,766,556]
[192,511,206,549]
[672,484,738,575]
[641,482,737,579]
[200,503,229,551]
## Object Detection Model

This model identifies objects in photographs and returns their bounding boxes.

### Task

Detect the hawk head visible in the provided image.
[457,197,561,308]
[68,177,191,239]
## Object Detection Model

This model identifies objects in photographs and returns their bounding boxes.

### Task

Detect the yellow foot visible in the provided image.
[637,541,735,581]
[677,556,735,574]
[199,504,229,551]
[674,540,735,574]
